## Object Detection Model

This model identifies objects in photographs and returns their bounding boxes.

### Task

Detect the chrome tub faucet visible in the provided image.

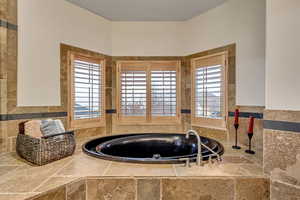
[186,129,203,166]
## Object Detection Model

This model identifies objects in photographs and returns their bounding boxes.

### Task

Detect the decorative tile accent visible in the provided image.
[161,178,235,200]
[106,109,116,114]
[228,111,263,119]
[270,181,300,200]
[66,179,86,200]
[264,120,300,133]
[0,112,67,121]
[86,178,136,200]
[0,20,17,30]
[180,109,191,114]
[235,178,270,200]
[137,179,160,200]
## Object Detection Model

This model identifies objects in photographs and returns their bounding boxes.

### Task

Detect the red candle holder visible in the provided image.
[245,117,255,154]
[232,109,241,149]
[232,123,241,149]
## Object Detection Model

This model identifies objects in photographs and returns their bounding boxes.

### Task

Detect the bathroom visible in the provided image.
[0,0,299,199]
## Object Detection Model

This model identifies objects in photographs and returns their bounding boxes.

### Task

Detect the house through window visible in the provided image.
[191,52,227,129]
[68,53,105,129]
[117,61,181,124]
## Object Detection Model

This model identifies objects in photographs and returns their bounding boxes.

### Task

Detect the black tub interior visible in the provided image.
[83,133,224,164]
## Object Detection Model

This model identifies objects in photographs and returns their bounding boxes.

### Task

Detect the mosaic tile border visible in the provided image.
[264,120,300,133]
[0,112,67,121]
[228,111,263,119]
[0,110,125,121]
[106,109,116,114]
[0,19,17,30]
[181,109,191,114]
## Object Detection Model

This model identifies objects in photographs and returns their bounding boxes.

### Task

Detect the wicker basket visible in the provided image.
[16,122,76,166]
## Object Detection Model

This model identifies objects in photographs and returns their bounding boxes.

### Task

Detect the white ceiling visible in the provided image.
[65,0,227,21]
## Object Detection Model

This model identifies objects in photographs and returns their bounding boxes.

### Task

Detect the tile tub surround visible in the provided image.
[263,110,300,199]
[21,177,270,200]
[0,136,269,200]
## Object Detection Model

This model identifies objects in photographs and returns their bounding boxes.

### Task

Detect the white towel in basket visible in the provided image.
[40,119,65,137]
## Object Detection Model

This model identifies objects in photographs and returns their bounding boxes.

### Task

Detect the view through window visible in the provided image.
[117,61,181,124]
[191,52,227,129]
[68,53,105,129]
[74,59,102,119]
[195,65,222,119]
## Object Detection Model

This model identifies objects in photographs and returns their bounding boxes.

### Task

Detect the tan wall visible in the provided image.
[183,0,266,106]
[111,22,184,56]
[17,0,112,106]
[266,0,300,110]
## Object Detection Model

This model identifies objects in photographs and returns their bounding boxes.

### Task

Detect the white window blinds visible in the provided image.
[117,61,181,124]
[151,70,177,116]
[73,59,103,120]
[121,71,147,116]
[195,65,222,119]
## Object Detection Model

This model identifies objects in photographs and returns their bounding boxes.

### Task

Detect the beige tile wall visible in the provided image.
[26,177,270,200]
[264,109,300,199]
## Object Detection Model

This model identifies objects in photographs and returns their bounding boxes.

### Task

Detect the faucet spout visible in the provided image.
[186,130,202,166]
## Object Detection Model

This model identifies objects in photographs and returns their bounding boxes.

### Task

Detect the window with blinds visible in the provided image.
[191,52,227,129]
[121,71,147,116]
[69,53,105,129]
[195,65,222,118]
[117,61,181,124]
[151,71,177,116]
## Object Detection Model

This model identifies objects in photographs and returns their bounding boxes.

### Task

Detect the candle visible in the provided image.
[248,116,254,133]
[234,109,239,125]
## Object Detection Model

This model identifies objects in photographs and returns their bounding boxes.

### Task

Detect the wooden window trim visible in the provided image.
[67,51,106,130]
[116,60,181,125]
[191,52,228,130]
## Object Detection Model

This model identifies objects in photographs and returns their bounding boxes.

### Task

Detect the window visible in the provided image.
[191,52,227,129]
[68,53,105,129]
[116,61,181,124]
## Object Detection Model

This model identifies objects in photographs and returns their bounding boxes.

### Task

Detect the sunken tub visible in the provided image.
[83,133,224,164]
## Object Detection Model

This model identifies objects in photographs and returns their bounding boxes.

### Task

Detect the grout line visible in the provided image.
[102,161,112,176]
[172,164,178,177]
[85,178,88,200]
[135,178,138,200]
[65,183,67,200]
[31,158,74,192]
[0,165,22,184]
[0,192,40,195]
[160,178,162,200]
[233,178,237,200]
[272,179,300,189]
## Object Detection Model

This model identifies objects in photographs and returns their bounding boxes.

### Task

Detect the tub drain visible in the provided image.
[153,154,161,159]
